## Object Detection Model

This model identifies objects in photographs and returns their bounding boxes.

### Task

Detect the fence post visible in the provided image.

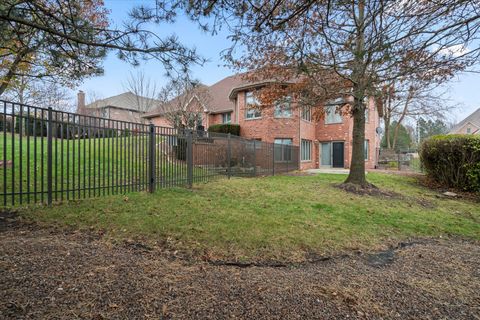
[253,140,257,177]
[286,145,289,173]
[186,130,193,187]
[272,143,275,176]
[397,153,401,171]
[47,107,53,205]
[148,124,156,193]
[227,133,231,179]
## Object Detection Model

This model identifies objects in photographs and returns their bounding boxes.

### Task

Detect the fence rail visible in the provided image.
[0,100,299,206]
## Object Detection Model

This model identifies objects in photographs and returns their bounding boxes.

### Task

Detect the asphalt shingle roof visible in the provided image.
[85,92,160,113]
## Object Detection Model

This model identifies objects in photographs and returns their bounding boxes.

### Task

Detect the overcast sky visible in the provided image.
[79,0,480,123]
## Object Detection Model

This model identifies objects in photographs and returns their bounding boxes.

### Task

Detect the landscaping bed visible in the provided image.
[1,217,479,319]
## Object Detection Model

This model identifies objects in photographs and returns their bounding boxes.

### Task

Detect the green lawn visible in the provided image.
[0,133,215,205]
[17,172,480,262]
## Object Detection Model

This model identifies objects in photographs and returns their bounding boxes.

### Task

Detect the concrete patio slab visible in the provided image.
[305,168,367,175]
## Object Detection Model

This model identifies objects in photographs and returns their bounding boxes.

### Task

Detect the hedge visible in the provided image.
[419,134,480,192]
[207,124,240,136]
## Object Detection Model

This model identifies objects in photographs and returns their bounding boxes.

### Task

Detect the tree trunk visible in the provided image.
[384,112,391,149]
[345,95,367,186]
[392,90,412,150]
[385,91,392,149]
[344,0,368,187]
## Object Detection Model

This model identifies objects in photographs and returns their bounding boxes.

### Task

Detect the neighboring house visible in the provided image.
[77,91,158,124]
[143,74,381,170]
[449,107,480,135]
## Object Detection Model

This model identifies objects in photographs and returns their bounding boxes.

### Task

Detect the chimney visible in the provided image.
[77,90,85,114]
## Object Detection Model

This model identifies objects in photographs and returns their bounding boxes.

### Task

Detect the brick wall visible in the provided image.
[208,113,224,126]
[299,119,317,170]
[149,116,173,128]
[237,91,301,144]
[315,98,379,169]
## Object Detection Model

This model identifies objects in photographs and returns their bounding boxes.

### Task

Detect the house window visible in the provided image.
[245,91,261,119]
[365,108,369,123]
[364,140,369,160]
[301,139,312,161]
[325,105,342,124]
[196,113,203,128]
[222,112,231,124]
[301,106,312,121]
[274,138,293,162]
[467,127,471,134]
[274,97,292,118]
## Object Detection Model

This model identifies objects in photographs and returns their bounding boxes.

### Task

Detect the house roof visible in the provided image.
[85,92,160,113]
[143,74,249,118]
[207,74,249,113]
[450,107,480,133]
[142,72,304,119]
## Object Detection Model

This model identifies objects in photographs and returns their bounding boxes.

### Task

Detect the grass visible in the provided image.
[0,133,215,205]
[17,172,480,262]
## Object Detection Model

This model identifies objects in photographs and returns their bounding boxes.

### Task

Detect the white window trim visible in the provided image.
[301,139,312,162]
[301,106,312,122]
[325,105,343,124]
[222,112,232,124]
[245,91,262,120]
[274,97,293,118]
[245,112,262,120]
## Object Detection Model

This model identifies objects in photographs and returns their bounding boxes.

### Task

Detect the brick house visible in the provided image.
[76,91,156,124]
[142,74,381,170]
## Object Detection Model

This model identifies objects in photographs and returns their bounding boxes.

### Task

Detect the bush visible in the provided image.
[419,134,480,192]
[207,124,240,136]
[14,116,47,136]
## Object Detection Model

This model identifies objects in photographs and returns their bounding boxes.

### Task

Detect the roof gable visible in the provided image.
[450,107,480,133]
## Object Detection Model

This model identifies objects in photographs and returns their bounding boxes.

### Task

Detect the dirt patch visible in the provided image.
[417,175,480,202]
[1,220,479,319]
[335,182,402,199]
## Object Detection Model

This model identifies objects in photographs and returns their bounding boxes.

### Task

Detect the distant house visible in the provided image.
[449,108,480,135]
[76,91,158,124]
[143,74,381,170]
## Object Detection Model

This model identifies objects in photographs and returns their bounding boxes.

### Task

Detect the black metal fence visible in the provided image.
[0,100,299,206]
[377,148,422,172]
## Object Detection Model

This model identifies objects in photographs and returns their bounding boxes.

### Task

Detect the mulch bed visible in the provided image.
[335,182,402,199]
[1,215,479,319]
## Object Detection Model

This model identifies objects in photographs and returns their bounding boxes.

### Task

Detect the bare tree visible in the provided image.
[123,70,161,119]
[36,82,75,113]
[157,78,211,129]
[381,81,455,150]
[173,0,480,188]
